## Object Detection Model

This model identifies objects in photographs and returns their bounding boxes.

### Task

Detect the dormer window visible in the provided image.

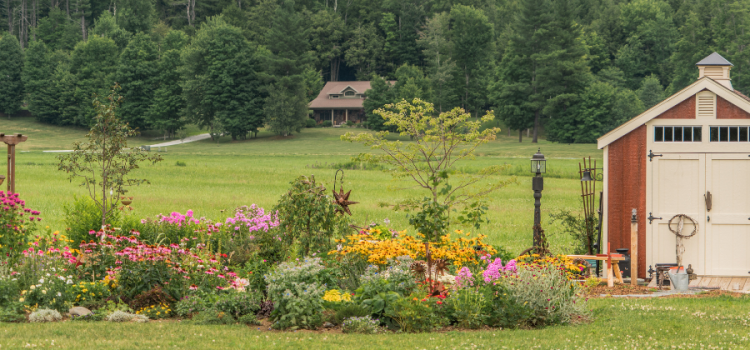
[331,95,339,99]
[345,91,355,97]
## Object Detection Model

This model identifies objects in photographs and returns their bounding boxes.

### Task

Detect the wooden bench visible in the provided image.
[567,254,626,287]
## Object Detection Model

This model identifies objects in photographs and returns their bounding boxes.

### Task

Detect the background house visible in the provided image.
[598,52,750,279]
[309,81,370,125]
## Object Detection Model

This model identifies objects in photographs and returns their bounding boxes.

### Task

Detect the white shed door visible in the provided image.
[706,154,750,276]
[650,154,706,275]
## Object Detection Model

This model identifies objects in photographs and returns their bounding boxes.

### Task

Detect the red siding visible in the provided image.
[717,95,750,119]
[656,95,695,119]
[607,125,647,278]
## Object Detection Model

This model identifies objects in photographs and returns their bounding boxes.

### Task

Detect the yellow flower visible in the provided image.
[19,298,24,302]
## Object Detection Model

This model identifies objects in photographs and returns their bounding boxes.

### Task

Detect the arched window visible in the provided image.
[344,91,355,97]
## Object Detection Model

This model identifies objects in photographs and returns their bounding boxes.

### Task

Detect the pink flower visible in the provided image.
[189,284,198,290]
[216,286,224,290]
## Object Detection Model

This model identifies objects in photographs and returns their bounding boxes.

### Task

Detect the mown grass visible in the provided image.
[2,116,601,254]
[2,296,749,349]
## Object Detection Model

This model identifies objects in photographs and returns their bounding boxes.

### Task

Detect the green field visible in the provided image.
[2,296,749,349]
[2,117,601,254]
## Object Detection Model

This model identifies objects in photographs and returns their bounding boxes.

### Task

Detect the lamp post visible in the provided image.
[531,149,546,250]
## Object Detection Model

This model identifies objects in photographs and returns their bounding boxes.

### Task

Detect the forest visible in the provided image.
[0,0,747,143]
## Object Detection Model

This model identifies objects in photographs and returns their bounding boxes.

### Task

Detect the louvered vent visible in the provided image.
[704,67,724,79]
[696,92,716,119]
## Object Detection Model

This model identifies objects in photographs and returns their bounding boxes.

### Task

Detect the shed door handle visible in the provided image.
[705,191,712,211]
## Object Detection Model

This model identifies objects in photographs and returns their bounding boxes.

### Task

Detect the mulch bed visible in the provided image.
[587,283,656,297]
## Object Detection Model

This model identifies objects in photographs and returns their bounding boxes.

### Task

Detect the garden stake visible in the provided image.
[332,169,358,215]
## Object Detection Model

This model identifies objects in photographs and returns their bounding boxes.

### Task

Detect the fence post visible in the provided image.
[631,208,638,286]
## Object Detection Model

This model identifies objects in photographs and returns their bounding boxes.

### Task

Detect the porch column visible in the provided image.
[345,109,348,122]
[331,109,334,124]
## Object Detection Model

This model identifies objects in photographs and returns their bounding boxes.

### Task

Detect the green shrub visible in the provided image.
[345,120,356,127]
[238,313,260,325]
[305,118,317,128]
[386,293,447,333]
[482,283,533,328]
[505,263,589,326]
[63,196,120,246]
[175,295,213,318]
[0,275,20,308]
[265,258,331,330]
[333,303,371,325]
[447,288,487,329]
[321,120,332,127]
[213,292,262,319]
[175,161,187,167]
[342,315,380,334]
[193,309,235,325]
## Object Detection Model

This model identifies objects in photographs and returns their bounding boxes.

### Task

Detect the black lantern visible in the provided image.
[531,149,545,250]
[530,149,546,174]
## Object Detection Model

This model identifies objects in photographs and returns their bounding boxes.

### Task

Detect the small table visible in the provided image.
[567,254,626,286]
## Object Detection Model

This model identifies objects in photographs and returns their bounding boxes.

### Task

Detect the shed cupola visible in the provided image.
[696,52,734,90]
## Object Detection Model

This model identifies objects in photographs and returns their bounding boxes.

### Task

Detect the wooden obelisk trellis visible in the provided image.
[579,157,598,255]
[0,133,28,193]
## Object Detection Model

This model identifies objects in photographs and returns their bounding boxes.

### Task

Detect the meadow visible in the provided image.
[2,116,601,254]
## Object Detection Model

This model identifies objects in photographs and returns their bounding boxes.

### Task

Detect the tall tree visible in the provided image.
[35,6,81,51]
[637,74,664,109]
[364,75,396,131]
[450,5,494,117]
[116,32,158,131]
[0,34,24,116]
[182,16,265,140]
[310,9,345,81]
[418,12,456,112]
[149,30,188,138]
[115,0,155,33]
[491,0,549,142]
[262,0,312,136]
[71,0,90,41]
[70,35,119,126]
[89,12,132,50]
[23,40,57,123]
[345,23,383,80]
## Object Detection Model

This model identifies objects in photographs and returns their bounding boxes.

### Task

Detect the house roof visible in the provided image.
[696,52,733,66]
[597,77,750,149]
[309,81,372,109]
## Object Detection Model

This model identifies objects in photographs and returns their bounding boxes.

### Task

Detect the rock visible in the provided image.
[323,322,334,328]
[69,307,92,317]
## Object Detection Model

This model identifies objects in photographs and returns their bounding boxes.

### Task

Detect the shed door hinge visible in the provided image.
[648,150,663,162]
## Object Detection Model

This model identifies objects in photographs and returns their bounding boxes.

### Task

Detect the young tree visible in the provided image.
[116,32,158,131]
[363,75,396,131]
[182,16,265,140]
[57,85,163,227]
[0,34,24,117]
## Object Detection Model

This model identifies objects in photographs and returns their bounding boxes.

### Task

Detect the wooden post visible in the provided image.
[0,134,28,194]
[631,208,638,286]
[345,109,348,123]
[607,242,614,287]
[331,109,334,125]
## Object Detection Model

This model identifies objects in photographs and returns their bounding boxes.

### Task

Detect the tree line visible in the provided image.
[0,0,748,143]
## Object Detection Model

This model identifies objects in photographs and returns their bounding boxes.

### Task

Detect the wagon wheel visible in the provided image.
[571,258,593,278]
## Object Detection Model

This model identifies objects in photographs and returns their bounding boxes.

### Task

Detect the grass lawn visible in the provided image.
[2,295,749,349]
[2,116,601,254]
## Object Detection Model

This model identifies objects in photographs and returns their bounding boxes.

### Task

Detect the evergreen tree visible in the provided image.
[364,75,397,131]
[0,34,24,116]
[262,0,313,136]
[668,11,712,93]
[116,0,155,33]
[310,9,346,81]
[36,7,82,51]
[117,32,159,131]
[418,12,457,112]
[637,74,665,109]
[70,35,119,126]
[345,23,383,80]
[450,5,494,116]
[182,16,265,140]
[491,0,549,142]
[23,41,57,123]
[149,46,185,138]
[90,12,132,50]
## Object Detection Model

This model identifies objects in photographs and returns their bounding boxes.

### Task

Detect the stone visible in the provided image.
[69,307,92,317]
[323,322,335,328]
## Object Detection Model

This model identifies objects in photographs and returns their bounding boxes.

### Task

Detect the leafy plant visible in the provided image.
[63,195,120,247]
[274,175,350,256]
[174,294,214,318]
[29,308,62,322]
[342,315,380,334]
[332,303,371,325]
[193,309,235,325]
[0,192,42,265]
[386,293,447,332]
[447,288,487,329]
[213,292,262,319]
[57,84,163,227]
[264,258,332,330]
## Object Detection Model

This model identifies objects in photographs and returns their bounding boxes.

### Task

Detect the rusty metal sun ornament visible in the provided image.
[333,169,358,216]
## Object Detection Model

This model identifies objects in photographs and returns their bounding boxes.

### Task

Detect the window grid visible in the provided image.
[654,126,702,142]
[710,126,750,142]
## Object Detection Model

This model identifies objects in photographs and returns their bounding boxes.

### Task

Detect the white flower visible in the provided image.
[66,279,73,285]
[39,278,44,284]
[30,285,36,290]
[46,273,51,277]
[57,292,62,297]
[58,276,65,281]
